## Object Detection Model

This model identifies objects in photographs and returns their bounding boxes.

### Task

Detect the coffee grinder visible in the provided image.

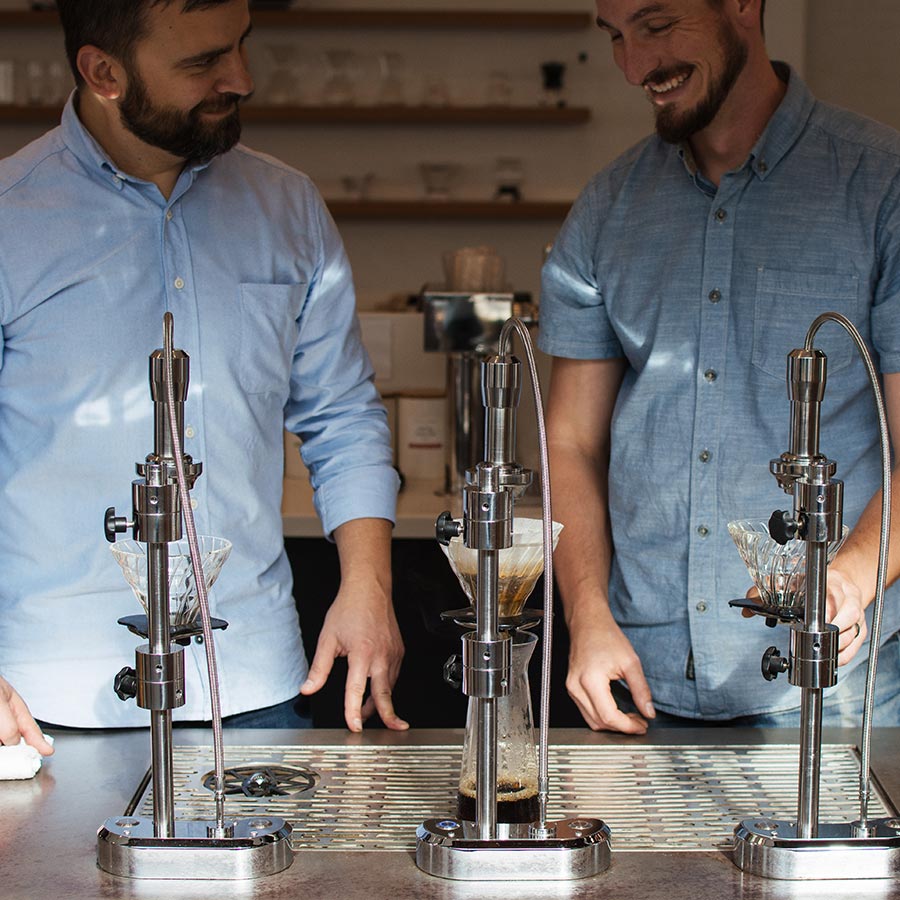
[415,317,611,881]
[730,312,900,879]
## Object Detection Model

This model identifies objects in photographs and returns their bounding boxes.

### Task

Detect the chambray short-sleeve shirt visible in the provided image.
[0,97,399,727]
[539,65,900,718]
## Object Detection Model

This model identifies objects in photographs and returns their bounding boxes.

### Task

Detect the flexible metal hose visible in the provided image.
[162,313,227,832]
[498,317,554,827]
[805,312,891,828]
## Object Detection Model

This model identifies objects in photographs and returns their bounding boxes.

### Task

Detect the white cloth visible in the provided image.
[0,735,53,780]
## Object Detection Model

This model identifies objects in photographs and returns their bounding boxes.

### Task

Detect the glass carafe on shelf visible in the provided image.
[322,49,359,106]
[457,629,539,824]
[376,51,407,105]
[264,44,304,105]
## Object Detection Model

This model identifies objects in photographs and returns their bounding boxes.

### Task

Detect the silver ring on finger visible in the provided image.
[854,622,861,638]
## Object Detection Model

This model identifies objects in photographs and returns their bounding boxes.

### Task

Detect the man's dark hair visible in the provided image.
[708,0,766,35]
[56,0,234,87]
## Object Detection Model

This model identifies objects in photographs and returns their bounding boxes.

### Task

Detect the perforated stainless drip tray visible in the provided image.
[140,744,892,852]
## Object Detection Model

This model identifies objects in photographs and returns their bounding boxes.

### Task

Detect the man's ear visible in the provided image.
[76,45,127,100]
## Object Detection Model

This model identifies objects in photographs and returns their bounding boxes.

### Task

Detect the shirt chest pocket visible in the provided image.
[751,268,860,380]
[238,283,306,395]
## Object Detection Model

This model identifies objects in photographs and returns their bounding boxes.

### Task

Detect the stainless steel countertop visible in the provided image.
[3,727,900,899]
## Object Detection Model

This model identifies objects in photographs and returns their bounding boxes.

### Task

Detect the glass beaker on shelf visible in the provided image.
[263,44,304,105]
[340,173,375,200]
[376,51,407,106]
[457,630,540,824]
[494,156,524,203]
[539,61,567,108]
[322,50,360,106]
[419,162,459,201]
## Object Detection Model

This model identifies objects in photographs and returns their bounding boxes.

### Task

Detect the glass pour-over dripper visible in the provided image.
[110,536,232,628]
[440,517,562,619]
[728,520,848,616]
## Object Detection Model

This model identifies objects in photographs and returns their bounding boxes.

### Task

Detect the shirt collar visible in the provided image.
[747,61,816,180]
[675,61,816,184]
[59,91,213,194]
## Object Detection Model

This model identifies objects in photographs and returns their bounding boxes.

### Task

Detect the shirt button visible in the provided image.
[195,635,204,644]
[185,425,195,439]
[758,160,768,173]
[697,525,709,537]
[715,208,727,222]
[174,277,185,290]
[704,368,718,382]
[190,497,198,510]
[699,449,711,463]
[696,601,708,613]
[166,209,173,221]
[708,288,721,303]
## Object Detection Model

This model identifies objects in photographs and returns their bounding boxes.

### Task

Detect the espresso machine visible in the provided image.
[730,312,900,879]
[415,317,611,881]
[422,290,535,495]
[97,314,293,879]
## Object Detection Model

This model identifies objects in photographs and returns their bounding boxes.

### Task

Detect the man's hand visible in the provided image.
[299,517,408,733]
[825,568,867,665]
[300,585,408,732]
[0,676,53,755]
[566,609,655,735]
[744,569,866,665]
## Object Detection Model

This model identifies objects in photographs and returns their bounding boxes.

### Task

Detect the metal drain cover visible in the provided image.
[200,764,319,798]
[146,743,893,853]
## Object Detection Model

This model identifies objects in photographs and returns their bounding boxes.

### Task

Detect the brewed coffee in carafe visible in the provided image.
[441,517,562,824]
[457,629,539,824]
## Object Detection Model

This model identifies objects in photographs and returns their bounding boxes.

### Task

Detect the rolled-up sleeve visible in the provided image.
[283,188,399,536]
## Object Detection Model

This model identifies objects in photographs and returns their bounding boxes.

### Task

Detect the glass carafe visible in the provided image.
[457,629,539,824]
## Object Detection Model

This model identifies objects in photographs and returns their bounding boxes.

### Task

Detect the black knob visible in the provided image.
[761,647,789,682]
[435,510,462,546]
[443,654,463,690]
[104,506,129,543]
[113,666,138,701]
[768,509,798,546]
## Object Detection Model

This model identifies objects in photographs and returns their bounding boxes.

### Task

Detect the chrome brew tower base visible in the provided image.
[733,818,900,880]
[733,313,899,883]
[416,818,611,881]
[97,816,293,880]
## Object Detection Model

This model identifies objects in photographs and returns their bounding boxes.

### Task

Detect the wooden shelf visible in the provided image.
[243,104,589,124]
[326,199,572,220]
[0,8,593,29]
[0,103,589,126]
[0,10,59,27]
[0,104,60,123]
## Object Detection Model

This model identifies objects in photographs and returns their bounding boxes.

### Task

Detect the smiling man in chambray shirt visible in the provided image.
[0,0,406,753]
[539,0,900,732]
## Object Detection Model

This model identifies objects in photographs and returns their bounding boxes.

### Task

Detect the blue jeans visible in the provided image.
[176,694,314,729]
[38,694,314,732]
[612,633,900,729]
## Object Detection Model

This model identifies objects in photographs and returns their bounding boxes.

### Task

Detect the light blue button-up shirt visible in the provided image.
[539,65,900,718]
[0,97,398,727]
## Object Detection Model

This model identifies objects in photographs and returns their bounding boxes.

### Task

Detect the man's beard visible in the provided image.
[651,16,748,144]
[119,68,243,163]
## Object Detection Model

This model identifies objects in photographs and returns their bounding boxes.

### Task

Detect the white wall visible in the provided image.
[0,0,811,308]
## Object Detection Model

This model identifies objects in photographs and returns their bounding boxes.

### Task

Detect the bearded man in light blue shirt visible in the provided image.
[539,0,900,732]
[0,0,407,754]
